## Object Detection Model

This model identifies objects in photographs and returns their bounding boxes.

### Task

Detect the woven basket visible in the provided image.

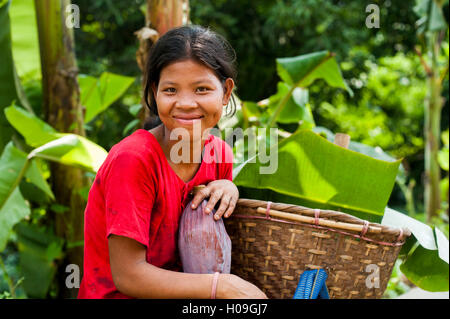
[223,198,411,299]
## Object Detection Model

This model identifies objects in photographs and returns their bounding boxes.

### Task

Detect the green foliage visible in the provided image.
[79,72,135,123]
[383,207,449,291]
[5,104,108,172]
[191,0,419,101]
[234,130,401,223]
[0,142,31,251]
[0,0,447,299]
[9,0,40,80]
[74,0,146,76]
[414,0,448,34]
[317,52,427,159]
[15,223,64,298]
[0,0,20,151]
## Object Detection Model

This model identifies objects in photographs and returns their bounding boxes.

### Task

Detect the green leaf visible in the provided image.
[0,0,19,151]
[24,159,55,200]
[414,0,448,33]
[80,72,135,123]
[438,148,449,171]
[5,104,108,172]
[441,177,449,201]
[15,223,64,298]
[29,134,108,172]
[122,119,140,136]
[129,104,142,116]
[438,130,449,171]
[382,207,437,250]
[0,188,30,251]
[233,130,401,222]
[267,82,315,125]
[312,126,400,163]
[4,104,61,148]
[442,130,449,147]
[400,244,449,292]
[9,0,41,79]
[0,142,31,251]
[382,207,449,291]
[50,203,69,214]
[276,51,353,95]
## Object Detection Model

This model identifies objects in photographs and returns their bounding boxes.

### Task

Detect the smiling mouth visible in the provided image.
[173,116,204,124]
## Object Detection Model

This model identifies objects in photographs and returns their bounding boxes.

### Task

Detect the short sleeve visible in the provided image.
[103,151,155,247]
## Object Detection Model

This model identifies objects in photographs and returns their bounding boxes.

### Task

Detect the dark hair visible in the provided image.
[143,25,238,129]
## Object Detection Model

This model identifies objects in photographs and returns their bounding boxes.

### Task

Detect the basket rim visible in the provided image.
[235,198,411,239]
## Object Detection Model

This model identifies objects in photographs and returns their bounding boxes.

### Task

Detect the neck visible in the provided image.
[161,125,209,165]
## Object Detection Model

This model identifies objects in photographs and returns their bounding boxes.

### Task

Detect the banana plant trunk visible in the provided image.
[35,0,88,298]
[424,32,444,223]
[136,0,189,127]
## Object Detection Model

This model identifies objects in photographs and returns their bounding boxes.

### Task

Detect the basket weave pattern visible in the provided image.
[224,199,409,299]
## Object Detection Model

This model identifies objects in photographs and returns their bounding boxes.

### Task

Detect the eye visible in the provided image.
[163,87,176,93]
[196,86,210,93]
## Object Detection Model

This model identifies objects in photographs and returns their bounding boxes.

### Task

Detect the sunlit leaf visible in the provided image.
[276,51,353,95]
[29,134,108,172]
[0,142,31,251]
[234,130,401,222]
[9,0,40,79]
[80,72,135,123]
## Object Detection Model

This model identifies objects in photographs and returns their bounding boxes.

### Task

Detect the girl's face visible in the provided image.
[152,59,234,139]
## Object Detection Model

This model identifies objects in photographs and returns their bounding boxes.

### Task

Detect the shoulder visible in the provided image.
[109,129,157,156]
[99,129,161,175]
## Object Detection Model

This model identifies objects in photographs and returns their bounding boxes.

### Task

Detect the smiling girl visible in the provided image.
[78,25,267,299]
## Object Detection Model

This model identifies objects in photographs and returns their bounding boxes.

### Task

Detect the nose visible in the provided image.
[175,92,197,109]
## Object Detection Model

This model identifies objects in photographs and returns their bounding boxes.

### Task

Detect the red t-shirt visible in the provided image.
[78,129,233,299]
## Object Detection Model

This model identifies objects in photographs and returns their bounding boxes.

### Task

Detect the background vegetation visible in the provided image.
[0,0,448,299]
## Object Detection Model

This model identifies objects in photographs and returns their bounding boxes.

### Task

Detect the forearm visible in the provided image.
[113,261,217,299]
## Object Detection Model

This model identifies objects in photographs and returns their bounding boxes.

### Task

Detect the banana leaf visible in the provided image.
[276,51,353,95]
[0,0,18,152]
[0,142,31,251]
[382,207,449,292]
[9,0,41,79]
[414,0,448,34]
[15,223,64,298]
[79,72,135,123]
[5,104,108,172]
[233,130,401,223]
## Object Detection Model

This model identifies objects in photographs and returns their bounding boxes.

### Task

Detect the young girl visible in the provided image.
[78,25,267,299]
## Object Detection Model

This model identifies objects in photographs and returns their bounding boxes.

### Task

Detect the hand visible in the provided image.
[191,180,239,220]
[216,274,268,299]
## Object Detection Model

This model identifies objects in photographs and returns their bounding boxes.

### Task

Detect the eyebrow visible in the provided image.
[160,79,214,86]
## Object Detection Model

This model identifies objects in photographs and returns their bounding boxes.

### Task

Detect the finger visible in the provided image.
[204,189,223,214]
[223,198,237,218]
[191,187,211,209]
[214,195,231,220]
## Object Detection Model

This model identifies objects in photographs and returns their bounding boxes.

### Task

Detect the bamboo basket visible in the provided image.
[223,199,411,299]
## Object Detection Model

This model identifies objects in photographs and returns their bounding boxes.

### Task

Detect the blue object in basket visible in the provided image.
[293,269,329,299]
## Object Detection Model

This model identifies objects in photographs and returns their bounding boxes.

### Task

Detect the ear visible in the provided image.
[222,78,235,105]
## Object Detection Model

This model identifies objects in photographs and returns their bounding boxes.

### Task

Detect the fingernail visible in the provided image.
[205,207,210,213]
[191,204,195,209]
[214,214,219,220]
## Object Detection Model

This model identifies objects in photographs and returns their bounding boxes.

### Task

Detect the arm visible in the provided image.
[109,234,267,299]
